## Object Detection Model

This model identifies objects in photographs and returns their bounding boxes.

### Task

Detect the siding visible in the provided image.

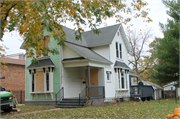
[63,45,81,59]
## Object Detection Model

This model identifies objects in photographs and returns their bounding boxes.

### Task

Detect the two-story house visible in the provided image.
[21,23,137,106]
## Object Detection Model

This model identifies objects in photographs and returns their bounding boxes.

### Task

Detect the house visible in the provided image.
[21,23,140,105]
[163,82,178,99]
[163,81,177,91]
[0,57,25,103]
[6,53,25,60]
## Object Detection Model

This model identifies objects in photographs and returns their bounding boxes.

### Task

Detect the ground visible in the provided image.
[1,99,179,118]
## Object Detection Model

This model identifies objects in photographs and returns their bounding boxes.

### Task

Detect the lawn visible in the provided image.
[1,105,55,118]
[1,101,179,118]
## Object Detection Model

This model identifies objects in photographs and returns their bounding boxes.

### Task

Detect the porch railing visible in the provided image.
[88,86,105,99]
[79,86,87,106]
[79,86,105,106]
[55,87,64,105]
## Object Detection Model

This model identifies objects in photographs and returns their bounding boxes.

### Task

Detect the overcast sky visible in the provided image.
[1,0,170,56]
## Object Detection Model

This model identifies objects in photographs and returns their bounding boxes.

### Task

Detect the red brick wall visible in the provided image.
[0,64,25,91]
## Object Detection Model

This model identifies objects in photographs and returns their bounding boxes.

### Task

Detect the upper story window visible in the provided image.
[36,36,49,58]
[116,42,122,59]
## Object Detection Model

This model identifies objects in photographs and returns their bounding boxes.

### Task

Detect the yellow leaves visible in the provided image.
[141,10,148,18]
[29,49,34,57]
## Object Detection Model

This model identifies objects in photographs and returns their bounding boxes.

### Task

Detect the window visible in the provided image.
[121,72,124,89]
[106,71,111,81]
[116,42,122,59]
[36,36,49,58]
[46,72,49,91]
[32,73,35,92]
[117,69,126,90]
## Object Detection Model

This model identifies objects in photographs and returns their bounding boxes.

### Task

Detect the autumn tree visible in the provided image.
[151,0,179,84]
[127,28,154,80]
[1,0,152,61]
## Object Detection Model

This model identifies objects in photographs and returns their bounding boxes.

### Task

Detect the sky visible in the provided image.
[1,0,170,56]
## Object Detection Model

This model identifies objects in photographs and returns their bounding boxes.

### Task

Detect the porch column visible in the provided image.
[126,70,129,90]
[50,67,54,93]
[115,68,118,90]
[87,66,90,97]
[137,77,139,85]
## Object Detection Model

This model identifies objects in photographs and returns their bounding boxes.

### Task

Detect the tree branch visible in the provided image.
[4,3,17,21]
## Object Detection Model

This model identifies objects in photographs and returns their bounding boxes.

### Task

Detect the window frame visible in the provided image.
[36,36,49,58]
[117,69,126,90]
[106,71,112,83]
[116,42,122,59]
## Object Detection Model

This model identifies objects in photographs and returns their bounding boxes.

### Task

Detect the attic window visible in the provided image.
[117,32,119,36]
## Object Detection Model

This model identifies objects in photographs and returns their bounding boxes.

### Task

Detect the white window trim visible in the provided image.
[30,68,54,100]
[117,69,127,90]
[116,42,122,59]
[106,71,112,83]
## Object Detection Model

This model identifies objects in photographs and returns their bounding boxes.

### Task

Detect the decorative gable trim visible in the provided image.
[119,25,131,53]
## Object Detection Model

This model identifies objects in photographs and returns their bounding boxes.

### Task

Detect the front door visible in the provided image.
[85,69,98,96]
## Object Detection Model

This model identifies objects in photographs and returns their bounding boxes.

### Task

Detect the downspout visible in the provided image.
[88,66,90,98]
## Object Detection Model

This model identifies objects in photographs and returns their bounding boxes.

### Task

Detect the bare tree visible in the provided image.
[126,27,153,76]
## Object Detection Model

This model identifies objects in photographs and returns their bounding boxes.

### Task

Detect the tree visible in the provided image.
[127,28,154,78]
[150,0,179,84]
[0,0,152,60]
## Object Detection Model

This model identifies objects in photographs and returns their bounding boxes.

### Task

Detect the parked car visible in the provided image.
[0,86,14,112]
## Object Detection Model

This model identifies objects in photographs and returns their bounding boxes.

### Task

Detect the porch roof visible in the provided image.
[129,73,140,78]
[65,42,112,65]
[27,58,55,69]
[114,61,130,69]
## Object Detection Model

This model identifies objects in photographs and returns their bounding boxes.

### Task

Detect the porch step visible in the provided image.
[56,98,86,108]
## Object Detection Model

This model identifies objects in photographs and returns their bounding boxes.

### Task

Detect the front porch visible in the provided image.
[56,59,108,107]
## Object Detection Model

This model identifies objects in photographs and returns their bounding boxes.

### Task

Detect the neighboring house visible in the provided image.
[163,81,177,91]
[6,53,25,60]
[0,57,25,103]
[21,24,140,105]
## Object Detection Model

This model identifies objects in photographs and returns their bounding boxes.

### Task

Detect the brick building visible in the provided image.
[0,57,25,103]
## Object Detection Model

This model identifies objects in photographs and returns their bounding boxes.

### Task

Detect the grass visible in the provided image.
[0,105,55,117]
[1,101,179,118]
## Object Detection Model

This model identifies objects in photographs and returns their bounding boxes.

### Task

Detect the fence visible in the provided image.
[8,90,25,104]
[163,90,175,99]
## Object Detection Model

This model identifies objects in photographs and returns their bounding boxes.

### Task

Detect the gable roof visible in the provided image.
[142,80,163,90]
[0,57,25,65]
[21,23,131,52]
[63,26,88,47]
[163,81,177,87]
[83,24,120,47]
[65,42,112,64]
